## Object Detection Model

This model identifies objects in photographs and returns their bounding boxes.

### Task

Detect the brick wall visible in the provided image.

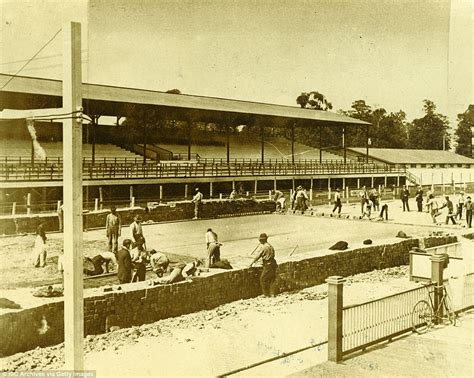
[0,235,456,357]
[0,199,275,235]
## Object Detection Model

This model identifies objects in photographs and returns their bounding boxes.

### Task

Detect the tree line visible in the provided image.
[295,91,473,157]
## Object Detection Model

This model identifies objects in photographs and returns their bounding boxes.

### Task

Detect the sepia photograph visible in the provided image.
[0,0,473,376]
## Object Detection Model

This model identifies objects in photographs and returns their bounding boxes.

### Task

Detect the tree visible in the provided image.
[296,91,333,111]
[454,104,474,157]
[339,100,409,148]
[408,99,451,150]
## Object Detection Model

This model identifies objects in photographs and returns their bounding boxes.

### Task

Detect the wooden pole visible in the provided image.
[291,123,295,164]
[62,21,84,371]
[226,124,230,164]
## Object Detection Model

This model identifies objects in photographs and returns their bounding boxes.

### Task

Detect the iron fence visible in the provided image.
[462,273,474,311]
[342,285,427,355]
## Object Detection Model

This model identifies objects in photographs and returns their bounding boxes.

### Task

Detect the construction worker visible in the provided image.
[106,205,121,254]
[249,233,278,297]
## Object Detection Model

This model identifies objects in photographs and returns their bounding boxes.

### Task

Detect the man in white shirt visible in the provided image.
[192,188,204,220]
[205,228,222,268]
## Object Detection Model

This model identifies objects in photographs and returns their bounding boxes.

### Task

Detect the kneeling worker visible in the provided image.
[205,228,222,268]
[149,249,170,277]
[249,233,278,297]
[83,251,117,276]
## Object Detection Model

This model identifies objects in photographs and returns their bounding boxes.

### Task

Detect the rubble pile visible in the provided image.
[0,265,409,371]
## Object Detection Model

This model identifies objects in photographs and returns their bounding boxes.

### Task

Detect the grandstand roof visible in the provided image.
[348,148,474,165]
[0,73,369,127]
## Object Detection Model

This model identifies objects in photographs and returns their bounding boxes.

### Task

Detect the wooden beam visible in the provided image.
[62,21,84,370]
[0,107,64,120]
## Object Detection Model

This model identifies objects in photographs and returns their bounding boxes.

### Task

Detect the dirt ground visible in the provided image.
[1,197,473,375]
[0,266,417,375]
[0,196,458,290]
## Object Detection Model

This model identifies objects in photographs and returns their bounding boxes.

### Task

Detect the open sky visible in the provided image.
[0,0,472,124]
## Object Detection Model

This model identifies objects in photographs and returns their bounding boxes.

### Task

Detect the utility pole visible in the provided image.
[62,21,84,370]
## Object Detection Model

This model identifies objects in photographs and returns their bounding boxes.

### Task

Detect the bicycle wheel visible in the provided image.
[412,300,433,334]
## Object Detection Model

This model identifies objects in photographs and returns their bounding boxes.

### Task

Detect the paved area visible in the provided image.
[291,311,474,378]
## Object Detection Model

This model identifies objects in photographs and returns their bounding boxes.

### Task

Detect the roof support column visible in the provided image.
[366,124,369,164]
[143,123,147,164]
[260,124,264,163]
[319,126,322,164]
[91,115,99,164]
[226,124,230,164]
[187,120,192,160]
[291,122,295,164]
[342,126,346,165]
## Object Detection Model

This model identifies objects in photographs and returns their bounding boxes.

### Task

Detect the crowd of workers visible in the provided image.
[29,183,472,300]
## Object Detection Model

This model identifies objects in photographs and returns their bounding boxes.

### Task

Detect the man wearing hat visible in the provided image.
[106,205,121,254]
[130,214,146,248]
[192,187,203,220]
[249,233,278,297]
[440,195,456,225]
[332,188,342,215]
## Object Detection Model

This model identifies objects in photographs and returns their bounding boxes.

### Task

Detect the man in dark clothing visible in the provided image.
[249,233,278,297]
[117,239,133,284]
[332,188,342,215]
[441,196,456,225]
[401,185,410,211]
[83,252,116,276]
[465,196,472,228]
[415,186,424,212]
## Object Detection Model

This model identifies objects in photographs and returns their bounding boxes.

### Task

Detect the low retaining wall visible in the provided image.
[0,199,275,235]
[0,234,457,357]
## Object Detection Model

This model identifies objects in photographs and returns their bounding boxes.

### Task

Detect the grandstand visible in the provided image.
[154,136,345,162]
[0,140,142,161]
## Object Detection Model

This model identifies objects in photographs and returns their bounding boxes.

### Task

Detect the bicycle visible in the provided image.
[411,281,458,334]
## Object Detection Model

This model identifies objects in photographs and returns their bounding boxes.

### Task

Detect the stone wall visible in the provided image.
[0,199,275,235]
[0,235,456,357]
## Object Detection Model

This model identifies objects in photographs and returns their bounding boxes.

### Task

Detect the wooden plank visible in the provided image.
[62,21,84,370]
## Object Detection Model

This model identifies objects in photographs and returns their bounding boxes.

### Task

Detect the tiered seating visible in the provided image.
[156,137,346,161]
[0,140,141,161]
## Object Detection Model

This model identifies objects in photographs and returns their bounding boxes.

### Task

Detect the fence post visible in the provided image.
[12,202,16,216]
[159,185,163,201]
[130,196,135,208]
[268,190,272,200]
[326,275,345,362]
[184,184,188,199]
[345,186,349,204]
[94,198,98,212]
[99,187,103,210]
[26,193,31,215]
[431,254,445,322]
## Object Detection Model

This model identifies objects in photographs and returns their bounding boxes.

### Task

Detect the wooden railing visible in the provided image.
[0,160,404,182]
